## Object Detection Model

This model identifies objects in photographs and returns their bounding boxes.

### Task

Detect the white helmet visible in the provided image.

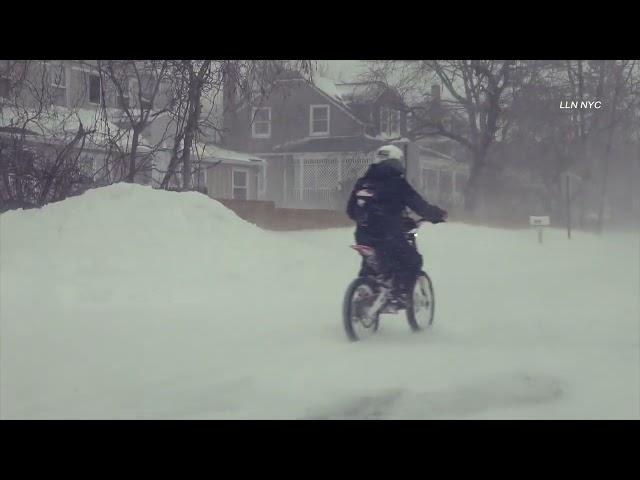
[373,144,405,175]
[375,144,404,163]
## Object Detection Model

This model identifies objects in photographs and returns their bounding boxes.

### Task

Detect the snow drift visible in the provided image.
[1,184,638,419]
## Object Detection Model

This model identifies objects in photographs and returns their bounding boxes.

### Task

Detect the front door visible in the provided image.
[232,168,249,200]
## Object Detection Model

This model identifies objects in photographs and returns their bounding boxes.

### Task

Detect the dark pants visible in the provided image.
[356,230,423,294]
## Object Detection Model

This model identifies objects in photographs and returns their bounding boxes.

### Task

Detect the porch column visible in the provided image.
[299,157,304,201]
[453,170,457,196]
[283,163,287,203]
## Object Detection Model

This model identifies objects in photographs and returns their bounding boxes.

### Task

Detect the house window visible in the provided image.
[251,107,271,138]
[0,76,9,98]
[79,155,95,178]
[380,107,401,137]
[193,163,207,191]
[118,79,131,109]
[128,78,155,110]
[439,170,453,197]
[455,172,468,193]
[119,94,130,109]
[257,166,266,199]
[232,169,249,200]
[140,97,153,110]
[47,64,67,106]
[310,105,330,136]
[88,73,101,105]
[141,78,156,110]
[422,168,439,193]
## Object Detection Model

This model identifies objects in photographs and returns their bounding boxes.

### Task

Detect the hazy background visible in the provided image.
[0,60,638,419]
[323,60,366,81]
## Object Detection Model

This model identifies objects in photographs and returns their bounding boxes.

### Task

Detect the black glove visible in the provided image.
[431,208,448,224]
[402,217,419,231]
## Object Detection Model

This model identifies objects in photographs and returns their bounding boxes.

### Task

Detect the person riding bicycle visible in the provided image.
[346,144,447,305]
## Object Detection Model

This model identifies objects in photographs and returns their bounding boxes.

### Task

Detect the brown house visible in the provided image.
[222,72,413,210]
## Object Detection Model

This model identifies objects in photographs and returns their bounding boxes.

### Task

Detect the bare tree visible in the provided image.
[363,60,514,212]
[1,61,99,209]
[97,60,172,183]
[174,60,214,191]
[592,60,638,232]
[157,60,315,191]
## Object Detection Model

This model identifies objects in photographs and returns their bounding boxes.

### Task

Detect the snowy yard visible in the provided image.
[1,184,638,419]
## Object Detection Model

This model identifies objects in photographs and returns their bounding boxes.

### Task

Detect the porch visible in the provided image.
[417,149,470,208]
[282,152,375,210]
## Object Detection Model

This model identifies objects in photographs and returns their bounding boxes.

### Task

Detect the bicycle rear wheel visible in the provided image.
[342,277,380,341]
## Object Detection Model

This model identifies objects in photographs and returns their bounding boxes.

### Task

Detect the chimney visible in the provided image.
[222,61,238,146]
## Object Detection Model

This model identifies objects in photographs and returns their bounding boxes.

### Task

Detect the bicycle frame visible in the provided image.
[348,218,426,316]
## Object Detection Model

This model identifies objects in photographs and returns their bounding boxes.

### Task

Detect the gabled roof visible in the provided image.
[0,106,133,150]
[195,143,265,166]
[311,78,405,127]
[273,135,386,154]
[233,72,404,132]
[420,145,458,162]
[306,74,367,127]
[269,72,367,128]
[334,81,387,104]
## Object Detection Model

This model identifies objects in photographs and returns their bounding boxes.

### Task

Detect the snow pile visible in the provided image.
[1,185,638,419]
[0,183,338,419]
[1,184,266,307]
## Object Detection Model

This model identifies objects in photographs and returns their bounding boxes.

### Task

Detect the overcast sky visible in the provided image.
[322,60,368,81]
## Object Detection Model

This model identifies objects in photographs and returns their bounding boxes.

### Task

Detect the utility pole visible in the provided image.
[566,173,572,240]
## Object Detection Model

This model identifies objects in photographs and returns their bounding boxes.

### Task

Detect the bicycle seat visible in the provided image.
[350,245,375,256]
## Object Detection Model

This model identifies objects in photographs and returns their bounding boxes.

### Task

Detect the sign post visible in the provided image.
[529,216,550,244]
[566,174,571,240]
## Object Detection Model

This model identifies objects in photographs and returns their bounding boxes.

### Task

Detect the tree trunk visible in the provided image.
[181,132,193,191]
[160,150,180,189]
[126,128,141,183]
[463,150,486,213]
[181,85,204,192]
[595,61,625,234]
[596,134,614,234]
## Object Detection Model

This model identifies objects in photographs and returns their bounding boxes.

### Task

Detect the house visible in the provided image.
[1,61,468,212]
[407,84,471,208]
[221,71,417,210]
[0,60,172,190]
[416,141,470,208]
[0,60,262,206]
[222,71,470,211]
[194,143,265,201]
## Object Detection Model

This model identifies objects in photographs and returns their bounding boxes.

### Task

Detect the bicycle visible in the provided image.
[342,218,436,342]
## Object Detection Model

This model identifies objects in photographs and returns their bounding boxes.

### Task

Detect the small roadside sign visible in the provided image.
[530,216,550,243]
[530,216,550,227]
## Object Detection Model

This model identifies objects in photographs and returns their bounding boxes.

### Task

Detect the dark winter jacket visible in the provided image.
[346,162,445,241]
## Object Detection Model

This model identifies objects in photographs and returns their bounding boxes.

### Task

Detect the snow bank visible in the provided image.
[1,185,638,419]
[1,184,265,306]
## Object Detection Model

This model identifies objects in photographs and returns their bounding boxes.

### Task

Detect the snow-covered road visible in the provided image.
[1,184,638,419]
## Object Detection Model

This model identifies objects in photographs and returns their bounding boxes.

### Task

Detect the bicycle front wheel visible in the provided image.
[406,272,435,331]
